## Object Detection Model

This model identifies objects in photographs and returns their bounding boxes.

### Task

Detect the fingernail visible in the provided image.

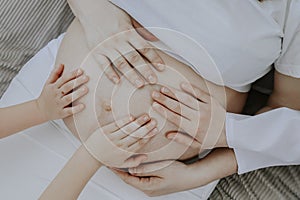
[156,63,165,71]
[129,168,136,174]
[161,87,170,94]
[148,74,157,84]
[82,75,88,81]
[181,82,189,89]
[112,76,120,84]
[152,102,160,108]
[135,79,144,88]
[148,128,158,137]
[79,104,85,109]
[129,115,135,121]
[167,133,175,139]
[77,69,83,75]
[81,86,87,92]
[152,128,158,134]
[143,115,150,122]
[150,119,157,126]
[152,91,160,99]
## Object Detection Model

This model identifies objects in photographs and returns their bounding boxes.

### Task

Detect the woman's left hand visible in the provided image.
[151,82,228,149]
[112,160,200,197]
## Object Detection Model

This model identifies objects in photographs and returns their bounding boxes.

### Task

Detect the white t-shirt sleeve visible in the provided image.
[226,108,300,174]
[275,3,300,77]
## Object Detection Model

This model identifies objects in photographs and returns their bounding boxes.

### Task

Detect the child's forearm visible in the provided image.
[40,145,102,200]
[0,100,46,138]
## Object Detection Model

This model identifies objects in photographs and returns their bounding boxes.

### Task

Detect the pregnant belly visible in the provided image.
[56,19,247,162]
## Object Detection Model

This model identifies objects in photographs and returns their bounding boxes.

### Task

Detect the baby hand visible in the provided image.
[36,64,89,121]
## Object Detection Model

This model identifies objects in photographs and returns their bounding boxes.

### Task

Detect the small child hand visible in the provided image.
[36,64,89,121]
[85,114,158,168]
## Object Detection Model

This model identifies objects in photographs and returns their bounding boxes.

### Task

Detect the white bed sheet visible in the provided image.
[0,35,218,200]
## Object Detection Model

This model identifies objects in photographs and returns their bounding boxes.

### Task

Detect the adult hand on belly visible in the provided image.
[79,0,165,87]
[151,82,228,150]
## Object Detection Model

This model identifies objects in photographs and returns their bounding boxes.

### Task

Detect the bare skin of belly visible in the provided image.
[56,19,247,162]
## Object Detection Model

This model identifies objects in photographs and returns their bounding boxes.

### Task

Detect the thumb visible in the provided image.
[47,64,64,84]
[120,154,148,168]
[166,132,201,149]
[131,18,159,42]
[129,160,173,176]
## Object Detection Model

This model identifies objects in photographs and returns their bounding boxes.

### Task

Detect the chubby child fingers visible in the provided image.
[128,128,158,153]
[61,86,89,107]
[102,115,135,133]
[46,64,64,84]
[110,114,151,140]
[59,74,89,96]
[55,68,84,88]
[62,104,85,117]
[121,119,157,147]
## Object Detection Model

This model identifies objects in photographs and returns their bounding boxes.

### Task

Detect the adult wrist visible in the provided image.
[192,148,238,185]
[215,124,228,148]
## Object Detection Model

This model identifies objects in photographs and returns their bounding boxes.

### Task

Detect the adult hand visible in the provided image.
[151,82,227,149]
[78,0,165,87]
[113,160,199,197]
[84,114,158,168]
[113,148,238,197]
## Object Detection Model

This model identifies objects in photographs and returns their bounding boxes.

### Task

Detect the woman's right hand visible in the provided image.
[114,148,238,197]
[77,0,165,87]
[84,114,158,168]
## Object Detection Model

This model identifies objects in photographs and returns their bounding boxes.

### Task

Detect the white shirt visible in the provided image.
[110,0,300,92]
[110,0,300,174]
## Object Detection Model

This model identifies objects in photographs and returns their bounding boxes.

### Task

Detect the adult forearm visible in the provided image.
[40,145,101,200]
[191,148,237,185]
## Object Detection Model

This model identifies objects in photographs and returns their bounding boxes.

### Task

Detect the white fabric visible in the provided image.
[108,0,300,175]
[226,109,300,174]
[0,35,218,199]
[110,0,300,92]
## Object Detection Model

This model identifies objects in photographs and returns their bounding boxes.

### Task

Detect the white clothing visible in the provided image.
[226,110,300,174]
[0,35,217,200]
[110,0,300,92]
[109,0,300,174]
